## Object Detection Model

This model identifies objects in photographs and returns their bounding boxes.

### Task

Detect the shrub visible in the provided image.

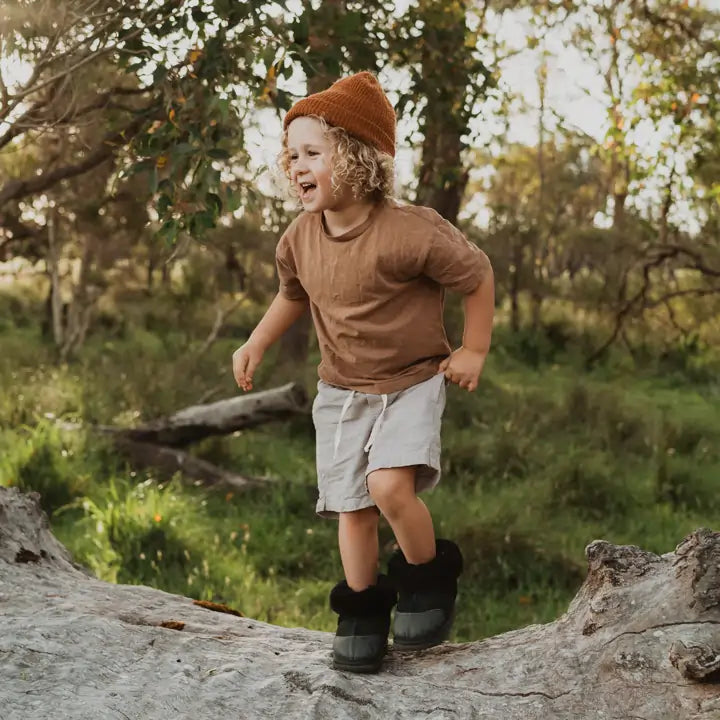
[456,524,585,594]
[654,454,720,512]
[63,478,194,586]
[3,422,93,516]
[546,448,633,520]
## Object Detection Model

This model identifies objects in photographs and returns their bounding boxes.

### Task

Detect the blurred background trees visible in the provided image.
[2,0,718,362]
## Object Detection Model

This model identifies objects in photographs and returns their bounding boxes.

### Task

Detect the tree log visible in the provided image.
[110,437,271,491]
[107,381,309,448]
[55,383,309,490]
[1,487,719,720]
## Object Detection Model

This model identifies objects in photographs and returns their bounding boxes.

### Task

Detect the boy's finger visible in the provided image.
[234,356,249,385]
[438,357,450,372]
[245,357,259,383]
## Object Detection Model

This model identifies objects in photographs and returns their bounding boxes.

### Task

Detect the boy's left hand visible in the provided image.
[439,347,487,392]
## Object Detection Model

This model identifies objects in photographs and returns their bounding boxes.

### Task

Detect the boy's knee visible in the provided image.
[367,468,416,518]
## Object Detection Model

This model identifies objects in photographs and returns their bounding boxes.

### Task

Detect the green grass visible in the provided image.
[2,288,720,641]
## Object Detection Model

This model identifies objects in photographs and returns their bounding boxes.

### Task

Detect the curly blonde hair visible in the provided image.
[279,115,395,203]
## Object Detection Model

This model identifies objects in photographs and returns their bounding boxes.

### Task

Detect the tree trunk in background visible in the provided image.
[510,239,522,332]
[59,235,95,362]
[414,1,473,224]
[276,306,312,372]
[46,210,65,348]
[276,1,344,373]
[531,57,548,331]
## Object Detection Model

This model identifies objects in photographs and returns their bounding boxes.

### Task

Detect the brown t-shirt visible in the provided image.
[275,198,491,394]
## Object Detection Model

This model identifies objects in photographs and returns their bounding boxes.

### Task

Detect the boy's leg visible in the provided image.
[368,466,462,651]
[331,507,396,673]
[313,381,398,673]
[338,507,380,590]
[366,466,435,563]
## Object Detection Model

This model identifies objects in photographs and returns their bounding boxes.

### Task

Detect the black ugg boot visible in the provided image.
[388,539,463,651]
[329,574,397,673]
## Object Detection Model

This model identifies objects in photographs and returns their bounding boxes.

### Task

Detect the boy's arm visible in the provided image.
[462,269,494,355]
[439,269,495,392]
[233,293,308,391]
[249,292,308,351]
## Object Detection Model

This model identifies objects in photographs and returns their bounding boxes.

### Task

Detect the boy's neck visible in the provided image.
[322,197,377,237]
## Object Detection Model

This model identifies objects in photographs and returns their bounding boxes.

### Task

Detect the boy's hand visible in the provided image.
[232,341,265,392]
[438,347,487,392]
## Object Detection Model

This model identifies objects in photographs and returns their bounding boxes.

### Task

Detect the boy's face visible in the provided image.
[287,116,353,213]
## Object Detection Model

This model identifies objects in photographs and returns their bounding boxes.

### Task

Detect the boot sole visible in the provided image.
[332,658,384,673]
[332,641,388,674]
[392,612,454,652]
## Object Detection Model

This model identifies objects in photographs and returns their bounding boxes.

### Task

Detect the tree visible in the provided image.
[392,0,498,224]
[565,0,720,356]
[0,0,298,241]
[477,136,607,330]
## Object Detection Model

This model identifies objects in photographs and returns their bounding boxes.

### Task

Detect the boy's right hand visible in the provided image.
[232,341,265,392]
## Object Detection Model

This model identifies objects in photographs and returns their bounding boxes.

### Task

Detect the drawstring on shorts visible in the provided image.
[364,394,388,452]
[333,391,356,460]
[332,392,389,460]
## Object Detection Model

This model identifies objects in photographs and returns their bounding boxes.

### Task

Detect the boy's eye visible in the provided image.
[308,150,318,156]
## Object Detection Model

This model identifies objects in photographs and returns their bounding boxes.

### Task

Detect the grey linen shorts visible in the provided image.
[311,373,447,518]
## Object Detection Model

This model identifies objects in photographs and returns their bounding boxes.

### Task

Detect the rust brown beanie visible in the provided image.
[283,71,396,157]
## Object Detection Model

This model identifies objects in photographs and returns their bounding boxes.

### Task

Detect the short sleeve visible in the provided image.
[422,218,490,294]
[275,233,308,301]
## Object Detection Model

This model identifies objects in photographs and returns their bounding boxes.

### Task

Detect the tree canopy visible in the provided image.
[1,0,719,359]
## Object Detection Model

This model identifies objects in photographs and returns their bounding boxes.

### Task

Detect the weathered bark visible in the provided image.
[1,487,719,720]
[114,382,308,447]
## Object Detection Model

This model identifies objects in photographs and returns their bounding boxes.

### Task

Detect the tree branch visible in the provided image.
[0,107,158,208]
[1,1,182,122]
[0,84,154,151]
[191,299,243,360]
[588,248,682,363]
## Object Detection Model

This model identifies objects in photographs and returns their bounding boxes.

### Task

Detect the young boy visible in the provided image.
[232,71,494,673]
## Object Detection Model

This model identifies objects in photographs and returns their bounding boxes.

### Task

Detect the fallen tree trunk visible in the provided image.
[111,437,271,491]
[56,382,309,489]
[0,487,718,720]
[115,381,309,447]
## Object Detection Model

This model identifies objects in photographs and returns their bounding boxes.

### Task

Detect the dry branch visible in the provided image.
[116,382,309,448]
[56,383,309,489]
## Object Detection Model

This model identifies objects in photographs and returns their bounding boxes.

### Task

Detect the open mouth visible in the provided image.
[299,182,317,201]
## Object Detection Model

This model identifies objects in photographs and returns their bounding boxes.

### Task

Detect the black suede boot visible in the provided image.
[388,539,463,651]
[329,574,397,673]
